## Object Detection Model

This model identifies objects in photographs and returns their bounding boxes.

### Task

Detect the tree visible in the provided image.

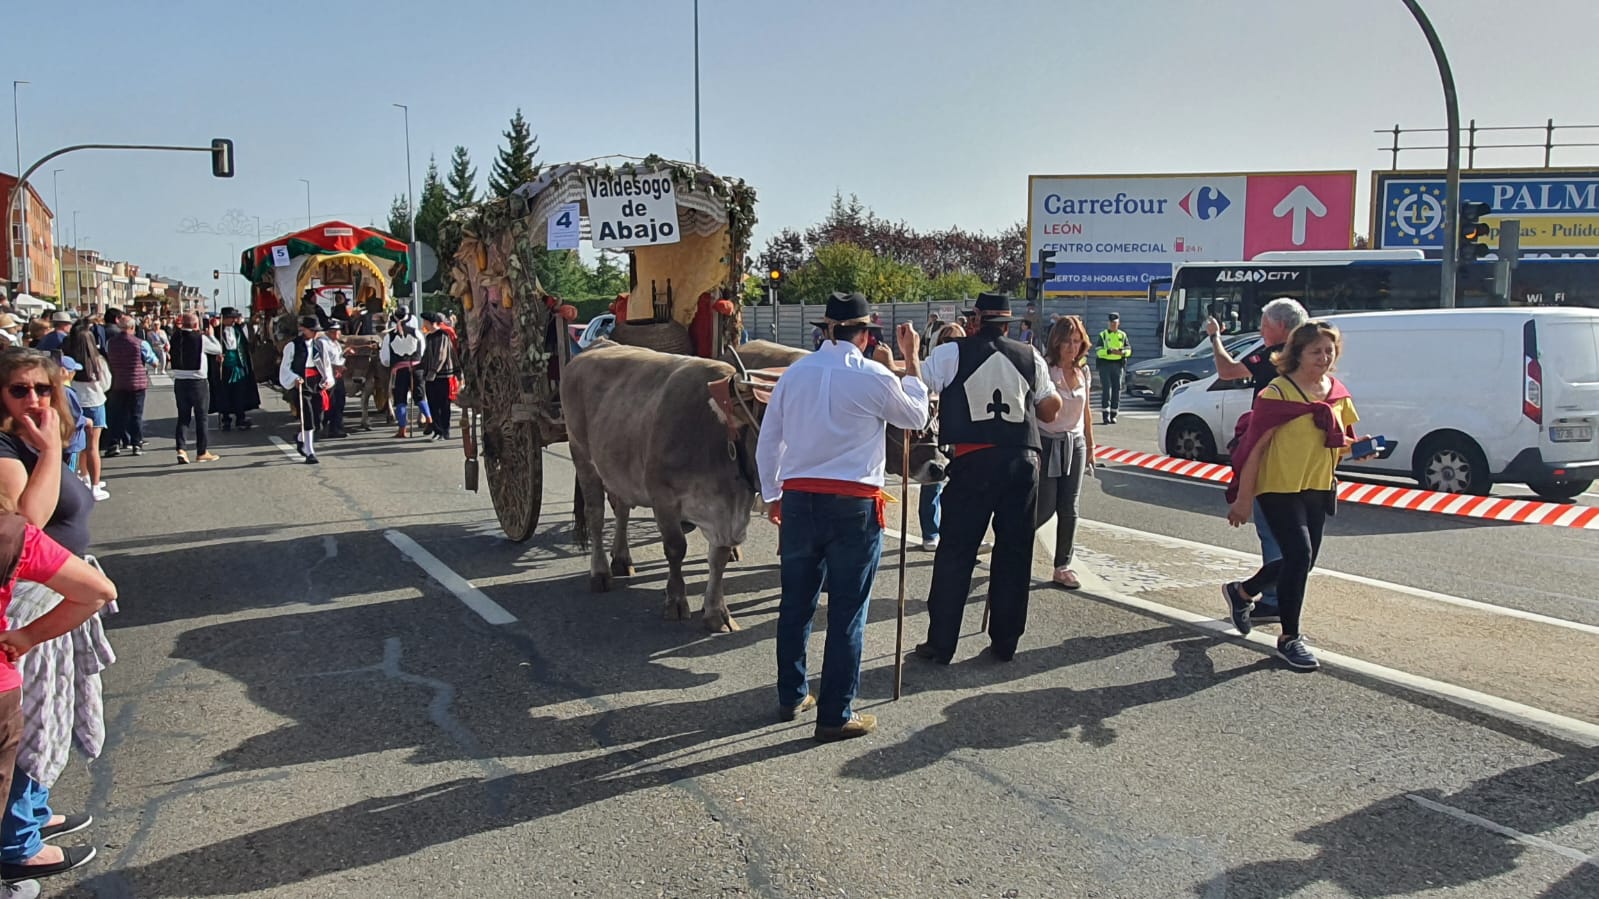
[386,194,413,298]
[591,249,629,297]
[927,270,991,302]
[535,250,590,299]
[446,145,478,210]
[488,108,541,198]
[413,157,451,291]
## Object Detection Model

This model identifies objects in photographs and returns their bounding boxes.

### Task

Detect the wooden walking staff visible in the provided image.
[894,432,911,700]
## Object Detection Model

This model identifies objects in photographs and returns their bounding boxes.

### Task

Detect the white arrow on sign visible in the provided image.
[1273,185,1328,246]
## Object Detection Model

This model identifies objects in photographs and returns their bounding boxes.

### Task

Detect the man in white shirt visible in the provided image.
[279,317,335,464]
[168,313,223,464]
[757,292,929,742]
[915,292,1062,664]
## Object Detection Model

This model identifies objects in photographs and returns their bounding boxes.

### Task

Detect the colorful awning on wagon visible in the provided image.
[238,220,410,288]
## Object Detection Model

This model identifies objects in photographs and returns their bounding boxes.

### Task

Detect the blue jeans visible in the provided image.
[2,769,50,863]
[1253,498,1281,605]
[919,480,943,541]
[775,491,884,727]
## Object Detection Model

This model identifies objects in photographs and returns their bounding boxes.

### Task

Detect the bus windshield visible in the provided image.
[1162,258,1599,351]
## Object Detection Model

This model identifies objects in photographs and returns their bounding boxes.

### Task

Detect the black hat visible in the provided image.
[973,292,1016,323]
[220,306,240,318]
[392,305,412,322]
[809,292,871,330]
[1107,312,1120,321]
[298,315,321,331]
[326,320,343,331]
[420,311,445,324]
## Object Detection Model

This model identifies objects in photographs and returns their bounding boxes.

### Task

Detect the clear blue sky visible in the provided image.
[9,0,1598,293]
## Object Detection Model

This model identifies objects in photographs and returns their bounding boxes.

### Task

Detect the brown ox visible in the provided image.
[725,340,949,485]
[561,341,760,632]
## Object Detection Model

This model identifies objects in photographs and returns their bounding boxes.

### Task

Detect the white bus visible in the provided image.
[1158,250,1599,353]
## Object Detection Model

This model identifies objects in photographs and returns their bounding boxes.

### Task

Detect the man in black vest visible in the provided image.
[278,316,334,464]
[169,313,222,464]
[915,292,1062,663]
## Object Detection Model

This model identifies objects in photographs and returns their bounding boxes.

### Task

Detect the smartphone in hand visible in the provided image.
[1349,435,1386,459]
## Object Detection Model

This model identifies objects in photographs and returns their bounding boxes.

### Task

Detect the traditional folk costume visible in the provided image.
[419,313,460,441]
[279,316,335,464]
[917,292,1059,663]
[755,292,930,742]
[320,322,349,439]
[209,307,261,430]
[379,308,426,438]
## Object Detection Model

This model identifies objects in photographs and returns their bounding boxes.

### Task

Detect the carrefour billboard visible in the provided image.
[1373,168,1599,258]
[1027,171,1356,296]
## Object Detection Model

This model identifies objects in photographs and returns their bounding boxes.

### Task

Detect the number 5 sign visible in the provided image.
[547,202,582,250]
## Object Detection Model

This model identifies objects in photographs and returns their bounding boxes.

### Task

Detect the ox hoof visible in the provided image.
[728,546,742,563]
[610,558,635,578]
[702,611,741,634]
[589,572,613,593]
[663,596,692,621]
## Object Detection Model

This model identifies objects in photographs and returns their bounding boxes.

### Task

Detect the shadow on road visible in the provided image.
[1194,747,1599,897]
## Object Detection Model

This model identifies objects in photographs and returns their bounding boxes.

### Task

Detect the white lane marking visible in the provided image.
[384,530,517,625]
[1405,794,1599,867]
[1079,519,1599,637]
[268,436,304,463]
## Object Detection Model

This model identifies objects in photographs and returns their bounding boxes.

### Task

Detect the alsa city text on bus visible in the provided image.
[1213,270,1304,283]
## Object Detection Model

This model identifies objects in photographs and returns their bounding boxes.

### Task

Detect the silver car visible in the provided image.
[1127,334,1259,404]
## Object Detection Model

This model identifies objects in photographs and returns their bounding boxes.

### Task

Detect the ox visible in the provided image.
[726,340,948,484]
[562,342,761,632]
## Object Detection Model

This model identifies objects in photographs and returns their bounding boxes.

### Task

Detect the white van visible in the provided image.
[1158,308,1599,501]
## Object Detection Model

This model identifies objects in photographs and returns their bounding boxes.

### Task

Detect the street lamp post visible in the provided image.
[51,168,62,301]
[393,103,417,301]
[299,178,312,227]
[1400,0,1461,308]
[693,0,701,165]
[11,80,29,295]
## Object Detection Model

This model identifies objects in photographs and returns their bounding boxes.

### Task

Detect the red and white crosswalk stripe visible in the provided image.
[1091,445,1599,530]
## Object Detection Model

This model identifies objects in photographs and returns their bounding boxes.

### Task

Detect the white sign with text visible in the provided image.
[584,171,681,249]
[547,202,582,250]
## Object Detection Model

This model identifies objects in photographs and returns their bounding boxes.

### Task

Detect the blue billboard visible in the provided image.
[1373,168,1599,258]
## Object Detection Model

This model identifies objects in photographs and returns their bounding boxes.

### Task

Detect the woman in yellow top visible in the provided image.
[1223,322,1369,670]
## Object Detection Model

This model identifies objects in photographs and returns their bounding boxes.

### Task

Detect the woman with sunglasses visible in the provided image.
[0,349,111,881]
[1036,316,1096,589]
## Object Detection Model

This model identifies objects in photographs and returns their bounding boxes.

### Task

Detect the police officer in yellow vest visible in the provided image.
[1095,312,1131,424]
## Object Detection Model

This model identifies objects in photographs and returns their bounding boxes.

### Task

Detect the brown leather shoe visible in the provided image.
[393,427,409,439]
[815,713,876,743]
[778,694,816,723]
[196,452,220,463]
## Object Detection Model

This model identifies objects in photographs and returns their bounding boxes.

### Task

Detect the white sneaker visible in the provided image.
[92,486,110,501]
[922,536,940,551]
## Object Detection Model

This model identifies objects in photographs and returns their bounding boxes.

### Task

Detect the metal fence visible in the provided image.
[741,296,1171,366]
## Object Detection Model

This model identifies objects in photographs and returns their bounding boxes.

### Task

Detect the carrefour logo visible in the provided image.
[1179,186,1232,220]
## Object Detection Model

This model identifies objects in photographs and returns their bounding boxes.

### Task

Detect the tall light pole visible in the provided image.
[1400,0,1461,307]
[693,0,700,164]
[50,168,62,301]
[11,80,29,294]
[393,103,417,300]
[298,178,312,227]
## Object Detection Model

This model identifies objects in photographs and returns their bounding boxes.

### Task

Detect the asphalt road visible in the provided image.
[39,381,1599,898]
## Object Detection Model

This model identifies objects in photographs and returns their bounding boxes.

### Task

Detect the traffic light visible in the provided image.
[210,138,235,178]
[212,270,220,280]
[1458,200,1491,262]
[768,267,783,285]
[1038,248,1058,280]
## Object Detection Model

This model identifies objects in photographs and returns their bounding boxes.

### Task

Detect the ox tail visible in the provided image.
[572,471,590,550]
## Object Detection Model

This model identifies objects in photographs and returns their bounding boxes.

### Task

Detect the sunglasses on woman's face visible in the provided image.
[6,383,52,400]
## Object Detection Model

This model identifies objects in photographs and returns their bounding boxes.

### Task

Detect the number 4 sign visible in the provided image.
[548,202,582,250]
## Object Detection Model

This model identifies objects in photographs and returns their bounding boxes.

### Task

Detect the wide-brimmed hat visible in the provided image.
[49,311,73,324]
[298,315,322,331]
[220,306,241,318]
[0,314,20,331]
[420,311,446,324]
[973,292,1016,323]
[810,292,871,330]
[326,320,343,332]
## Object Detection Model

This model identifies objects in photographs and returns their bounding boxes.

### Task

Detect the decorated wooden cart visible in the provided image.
[444,156,756,541]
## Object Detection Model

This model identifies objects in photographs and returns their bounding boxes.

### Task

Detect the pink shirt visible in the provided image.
[0,526,72,692]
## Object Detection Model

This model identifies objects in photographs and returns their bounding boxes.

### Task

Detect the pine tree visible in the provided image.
[446,145,478,210]
[488,108,541,198]
[415,157,452,291]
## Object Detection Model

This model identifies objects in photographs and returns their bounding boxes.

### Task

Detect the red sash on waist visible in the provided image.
[782,478,888,527]
[305,368,330,411]
[953,443,995,458]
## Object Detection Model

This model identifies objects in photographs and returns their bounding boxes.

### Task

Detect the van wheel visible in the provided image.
[1528,479,1592,503]
[1413,435,1491,495]
[1166,415,1217,462]
[1161,375,1195,404]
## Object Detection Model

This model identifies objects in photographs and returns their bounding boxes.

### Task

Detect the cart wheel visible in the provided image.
[485,420,543,542]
